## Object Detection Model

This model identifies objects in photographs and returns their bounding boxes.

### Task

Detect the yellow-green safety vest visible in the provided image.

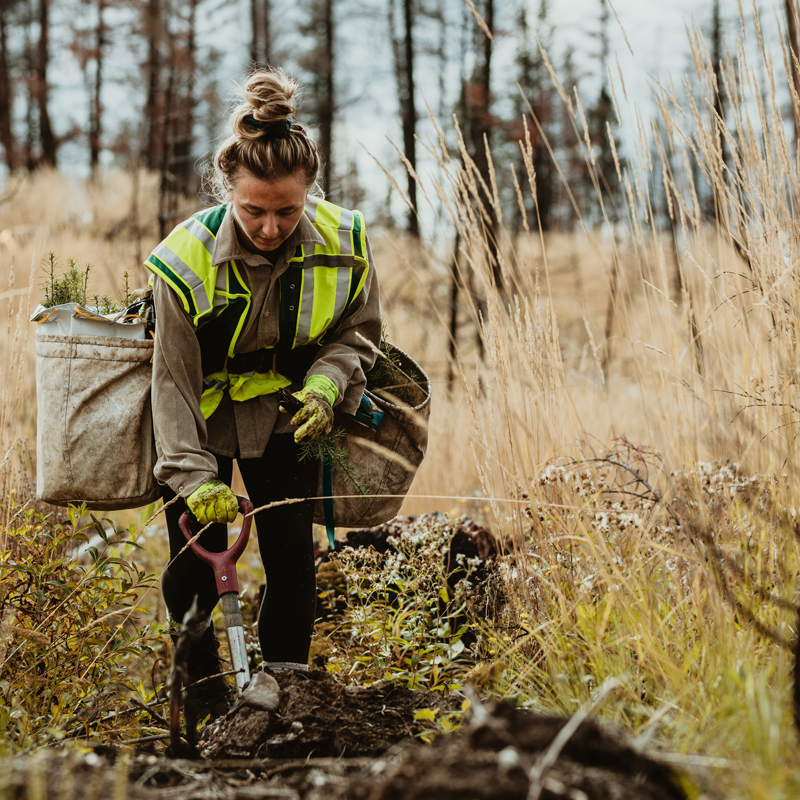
[144,197,370,418]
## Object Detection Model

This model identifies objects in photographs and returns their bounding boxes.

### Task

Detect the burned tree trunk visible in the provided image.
[36,0,55,167]
[709,0,728,200]
[89,0,107,177]
[464,0,499,286]
[300,0,335,194]
[787,0,800,151]
[250,0,272,65]
[249,0,258,63]
[399,0,418,236]
[0,3,15,171]
[319,0,333,194]
[142,0,164,170]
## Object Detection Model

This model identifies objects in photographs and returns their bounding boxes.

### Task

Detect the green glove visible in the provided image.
[279,374,338,444]
[186,480,239,525]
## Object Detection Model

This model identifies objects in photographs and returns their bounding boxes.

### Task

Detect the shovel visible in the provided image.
[179,496,254,694]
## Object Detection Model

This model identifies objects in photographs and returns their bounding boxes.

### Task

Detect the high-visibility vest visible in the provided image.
[144,197,370,418]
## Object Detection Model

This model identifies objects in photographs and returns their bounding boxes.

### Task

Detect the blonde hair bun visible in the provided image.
[232,68,298,140]
[211,66,322,196]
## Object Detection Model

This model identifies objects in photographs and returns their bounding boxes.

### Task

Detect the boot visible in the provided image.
[186,626,234,721]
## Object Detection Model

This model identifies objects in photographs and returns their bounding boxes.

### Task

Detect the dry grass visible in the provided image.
[1,5,800,795]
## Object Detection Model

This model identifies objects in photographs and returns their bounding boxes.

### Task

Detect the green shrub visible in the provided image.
[315,516,483,692]
[0,499,158,752]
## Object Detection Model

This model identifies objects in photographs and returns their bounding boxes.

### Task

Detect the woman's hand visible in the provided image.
[279,375,338,443]
[187,480,239,524]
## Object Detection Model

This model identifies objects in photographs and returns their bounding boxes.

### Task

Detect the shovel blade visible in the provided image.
[226,623,250,694]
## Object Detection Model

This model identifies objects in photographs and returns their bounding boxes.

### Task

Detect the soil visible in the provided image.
[334,701,689,800]
[198,668,460,760]
[0,693,690,800]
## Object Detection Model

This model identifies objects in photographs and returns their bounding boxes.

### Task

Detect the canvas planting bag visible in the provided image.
[314,343,431,533]
[33,302,428,520]
[33,303,159,510]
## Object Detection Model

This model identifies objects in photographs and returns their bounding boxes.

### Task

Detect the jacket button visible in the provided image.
[289,306,295,311]
[290,284,295,289]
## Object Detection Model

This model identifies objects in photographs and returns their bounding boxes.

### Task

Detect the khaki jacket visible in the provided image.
[151,203,382,497]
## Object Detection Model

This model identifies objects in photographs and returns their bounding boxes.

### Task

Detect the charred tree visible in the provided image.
[72,0,108,176]
[250,0,272,65]
[250,0,257,63]
[463,0,499,286]
[35,0,55,166]
[299,0,335,194]
[319,0,333,193]
[389,0,418,236]
[514,0,556,232]
[157,0,201,237]
[142,0,164,170]
[0,1,16,171]
[88,0,106,175]
[787,0,800,148]
[709,0,728,197]
[586,0,624,223]
[141,0,165,169]
[173,0,197,190]
[23,4,35,171]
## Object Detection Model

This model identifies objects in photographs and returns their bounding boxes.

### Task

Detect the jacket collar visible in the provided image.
[212,202,325,267]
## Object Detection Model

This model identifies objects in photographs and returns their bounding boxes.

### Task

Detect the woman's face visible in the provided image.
[228,168,308,254]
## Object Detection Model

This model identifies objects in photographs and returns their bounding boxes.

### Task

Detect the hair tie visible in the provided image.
[244,115,294,137]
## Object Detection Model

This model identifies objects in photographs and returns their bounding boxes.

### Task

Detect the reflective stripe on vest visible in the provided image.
[144,198,368,360]
[287,201,368,348]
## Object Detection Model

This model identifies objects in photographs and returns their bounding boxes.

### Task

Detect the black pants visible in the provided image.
[161,434,318,665]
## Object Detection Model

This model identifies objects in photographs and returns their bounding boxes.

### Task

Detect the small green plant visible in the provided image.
[0,498,159,752]
[366,339,425,406]
[413,698,472,742]
[298,427,371,496]
[40,252,129,314]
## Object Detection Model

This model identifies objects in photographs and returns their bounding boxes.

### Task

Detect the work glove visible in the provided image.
[279,374,338,444]
[186,480,239,525]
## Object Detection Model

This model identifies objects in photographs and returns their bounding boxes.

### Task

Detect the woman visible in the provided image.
[145,67,381,715]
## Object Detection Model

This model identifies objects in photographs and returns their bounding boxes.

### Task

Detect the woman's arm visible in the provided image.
[305,236,382,414]
[151,277,219,496]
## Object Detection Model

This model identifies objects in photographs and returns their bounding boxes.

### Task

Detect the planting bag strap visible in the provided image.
[322,451,336,551]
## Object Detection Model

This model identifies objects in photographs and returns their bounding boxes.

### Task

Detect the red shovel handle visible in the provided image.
[178,496,254,596]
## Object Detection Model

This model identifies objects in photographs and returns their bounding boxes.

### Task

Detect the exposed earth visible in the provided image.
[0,670,689,799]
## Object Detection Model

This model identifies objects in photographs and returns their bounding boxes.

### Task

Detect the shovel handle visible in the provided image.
[178,496,254,596]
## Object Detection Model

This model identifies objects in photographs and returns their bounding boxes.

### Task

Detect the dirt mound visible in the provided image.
[0,697,691,800]
[332,700,688,800]
[199,668,460,760]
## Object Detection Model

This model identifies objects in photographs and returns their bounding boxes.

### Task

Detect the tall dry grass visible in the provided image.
[386,7,800,797]
[0,6,799,793]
